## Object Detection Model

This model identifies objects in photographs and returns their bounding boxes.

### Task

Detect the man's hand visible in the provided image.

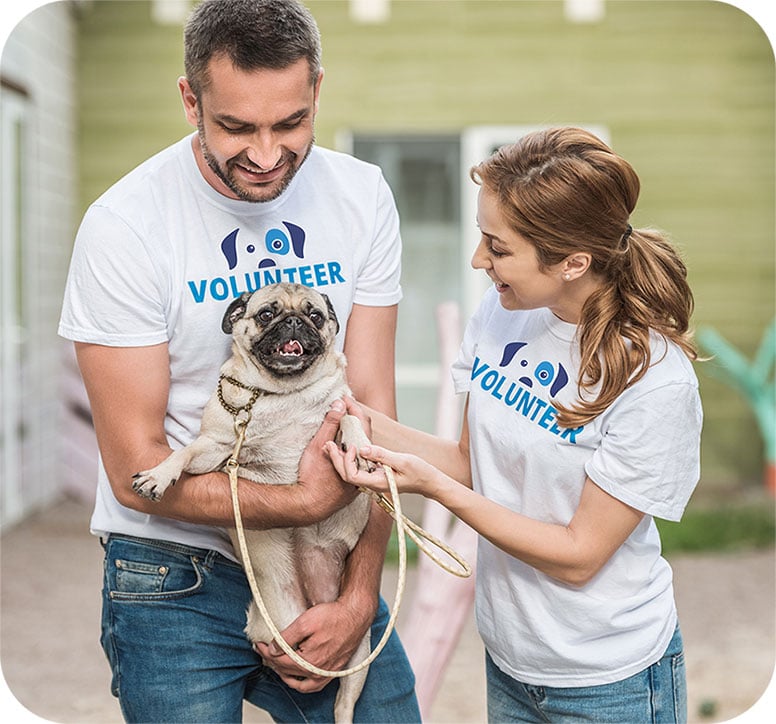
[296,399,359,524]
[77,338,361,529]
[340,396,373,437]
[254,595,374,692]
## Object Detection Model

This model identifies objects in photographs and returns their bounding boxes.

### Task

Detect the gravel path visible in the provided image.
[1,498,773,723]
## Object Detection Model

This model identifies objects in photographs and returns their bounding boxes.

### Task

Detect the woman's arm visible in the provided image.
[326,412,644,588]
[428,471,644,587]
[346,397,472,488]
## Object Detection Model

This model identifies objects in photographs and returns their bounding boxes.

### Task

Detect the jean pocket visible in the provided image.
[115,558,169,593]
[108,553,204,601]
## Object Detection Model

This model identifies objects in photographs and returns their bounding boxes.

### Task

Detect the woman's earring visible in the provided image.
[563,273,571,281]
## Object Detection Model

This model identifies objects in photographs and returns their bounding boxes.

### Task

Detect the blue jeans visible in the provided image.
[485,626,687,723]
[100,535,420,723]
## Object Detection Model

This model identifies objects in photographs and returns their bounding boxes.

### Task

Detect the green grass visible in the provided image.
[657,502,775,555]
[386,530,419,566]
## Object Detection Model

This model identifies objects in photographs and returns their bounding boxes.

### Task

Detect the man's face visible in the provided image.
[180,55,322,203]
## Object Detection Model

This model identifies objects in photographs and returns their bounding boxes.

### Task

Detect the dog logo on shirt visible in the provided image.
[499,341,570,398]
[220,222,306,271]
[187,220,347,304]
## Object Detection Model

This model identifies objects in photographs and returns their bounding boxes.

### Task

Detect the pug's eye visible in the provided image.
[309,310,325,329]
[256,309,274,325]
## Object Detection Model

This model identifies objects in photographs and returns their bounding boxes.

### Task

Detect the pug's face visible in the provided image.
[222,283,340,379]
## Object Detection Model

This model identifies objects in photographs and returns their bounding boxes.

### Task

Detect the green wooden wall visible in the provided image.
[76,0,775,490]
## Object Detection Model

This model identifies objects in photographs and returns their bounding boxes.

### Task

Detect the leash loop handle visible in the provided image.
[369,491,472,578]
[229,452,407,679]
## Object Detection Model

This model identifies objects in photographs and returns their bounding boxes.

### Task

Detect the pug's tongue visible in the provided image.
[280,340,304,356]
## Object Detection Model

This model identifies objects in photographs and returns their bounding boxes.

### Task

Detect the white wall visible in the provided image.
[1,1,80,527]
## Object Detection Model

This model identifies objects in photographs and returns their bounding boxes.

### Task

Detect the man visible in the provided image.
[58,1,420,721]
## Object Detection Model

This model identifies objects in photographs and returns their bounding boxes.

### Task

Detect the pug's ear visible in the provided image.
[222,293,251,334]
[321,293,340,335]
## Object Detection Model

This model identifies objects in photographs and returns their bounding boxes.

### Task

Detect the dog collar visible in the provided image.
[217,374,267,420]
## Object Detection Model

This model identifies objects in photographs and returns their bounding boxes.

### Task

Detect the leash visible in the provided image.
[368,492,472,577]
[222,382,471,679]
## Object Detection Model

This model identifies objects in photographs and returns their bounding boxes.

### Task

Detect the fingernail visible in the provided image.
[359,446,372,456]
[330,399,345,411]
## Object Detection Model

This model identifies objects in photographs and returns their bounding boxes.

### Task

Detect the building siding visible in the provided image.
[1,0,79,525]
[71,0,774,489]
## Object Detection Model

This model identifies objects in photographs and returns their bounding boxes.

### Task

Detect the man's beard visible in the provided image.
[197,121,313,203]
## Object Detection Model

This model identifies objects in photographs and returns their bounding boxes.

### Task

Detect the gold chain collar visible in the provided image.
[217,374,266,420]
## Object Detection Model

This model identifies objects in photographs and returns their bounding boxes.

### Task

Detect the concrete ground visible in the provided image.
[1,496,774,723]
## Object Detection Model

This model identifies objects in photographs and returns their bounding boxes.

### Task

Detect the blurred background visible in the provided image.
[1,1,774,722]
[2,0,774,516]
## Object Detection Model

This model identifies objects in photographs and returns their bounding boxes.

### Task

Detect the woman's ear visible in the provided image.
[561,252,592,281]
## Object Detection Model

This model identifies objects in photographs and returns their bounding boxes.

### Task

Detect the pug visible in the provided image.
[132,282,373,723]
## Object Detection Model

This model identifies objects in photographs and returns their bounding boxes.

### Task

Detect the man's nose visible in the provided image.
[245,132,282,171]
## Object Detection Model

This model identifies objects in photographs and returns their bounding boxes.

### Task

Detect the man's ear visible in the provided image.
[313,68,324,116]
[222,293,251,334]
[178,76,199,128]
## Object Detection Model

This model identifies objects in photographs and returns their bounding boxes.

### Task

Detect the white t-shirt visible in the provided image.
[58,134,402,561]
[451,287,702,687]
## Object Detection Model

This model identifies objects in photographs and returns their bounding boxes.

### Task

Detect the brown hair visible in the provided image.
[183,0,321,98]
[470,126,697,427]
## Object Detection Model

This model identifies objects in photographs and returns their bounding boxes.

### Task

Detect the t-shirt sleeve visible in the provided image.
[351,172,403,307]
[584,381,703,522]
[58,204,169,346]
[451,293,494,394]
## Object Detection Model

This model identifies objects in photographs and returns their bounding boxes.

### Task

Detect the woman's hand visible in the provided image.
[324,440,445,499]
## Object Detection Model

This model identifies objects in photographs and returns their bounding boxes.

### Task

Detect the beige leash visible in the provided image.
[368,491,473,577]
[226,413,471,679]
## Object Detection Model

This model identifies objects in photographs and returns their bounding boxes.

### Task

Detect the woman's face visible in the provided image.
[472,186,567,315]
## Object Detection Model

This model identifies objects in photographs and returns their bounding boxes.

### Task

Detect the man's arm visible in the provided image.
[339,300,398,590]
[336,302,398,617]
[75,341,357,528]
[256,303,399,690]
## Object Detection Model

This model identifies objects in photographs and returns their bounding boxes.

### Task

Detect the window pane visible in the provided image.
[352,135,461,431]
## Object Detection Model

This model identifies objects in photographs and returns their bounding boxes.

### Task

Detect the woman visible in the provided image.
[326,127,702,722]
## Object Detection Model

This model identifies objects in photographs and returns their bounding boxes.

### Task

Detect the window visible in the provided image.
[349,134,461,431]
